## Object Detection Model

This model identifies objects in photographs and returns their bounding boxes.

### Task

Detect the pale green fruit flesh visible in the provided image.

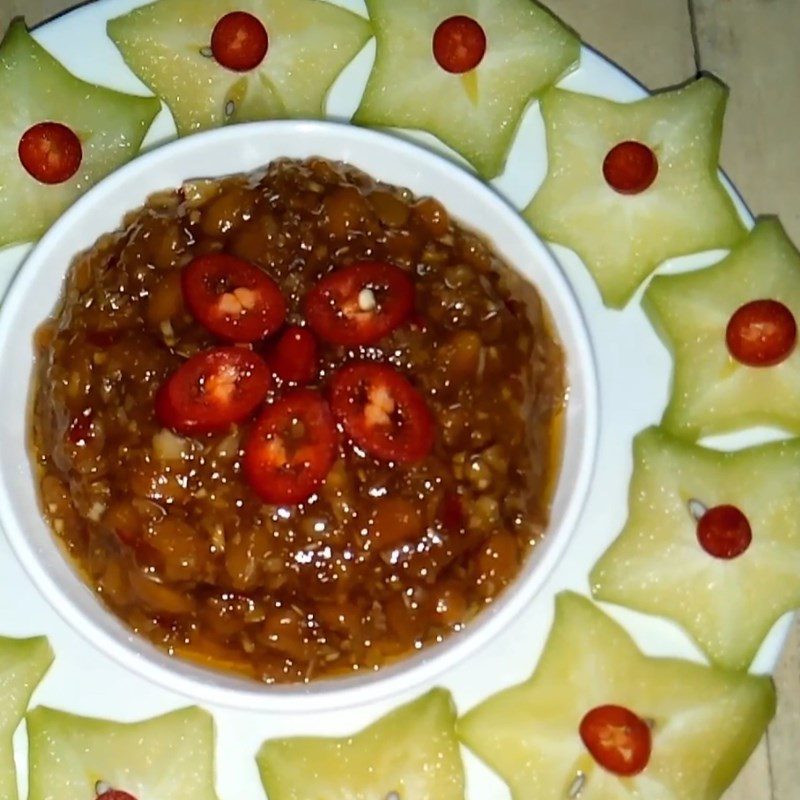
[0,19,160,248]
[107,0,371,136]
[0,636,52,800]
[526,77,746,307]
[644,218,800,438]
[459,591,775,800]
[352,0,579,179]
[27,705,219,800]
[257,688,464,800]
[591,426,800,672]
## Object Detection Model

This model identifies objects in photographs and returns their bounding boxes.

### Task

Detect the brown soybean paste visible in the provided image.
[31,157,565,683]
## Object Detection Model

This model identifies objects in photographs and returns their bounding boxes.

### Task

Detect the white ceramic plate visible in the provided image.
[0,1,785,798]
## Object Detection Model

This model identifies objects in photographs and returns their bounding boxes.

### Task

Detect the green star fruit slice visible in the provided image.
[0,636,53,800]
[0,19,160,248]
[27,706,219,800]
[458,591,775,800]
[352,0,580,179]
[526,77,746,307]
[591,426,800,671]
[644,217,800,439]
[107,0,372,136]
[256,688,464,800]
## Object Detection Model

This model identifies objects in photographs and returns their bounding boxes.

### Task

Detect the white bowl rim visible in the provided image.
[0,119,599,712]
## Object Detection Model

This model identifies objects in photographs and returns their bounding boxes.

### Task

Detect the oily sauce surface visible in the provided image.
[31,158,565,683]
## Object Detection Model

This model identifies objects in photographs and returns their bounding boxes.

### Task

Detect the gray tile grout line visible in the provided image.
[766,725,779,800]
[687,0,702,74]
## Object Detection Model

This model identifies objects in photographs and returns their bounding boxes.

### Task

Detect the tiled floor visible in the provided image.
[3,2,799,798]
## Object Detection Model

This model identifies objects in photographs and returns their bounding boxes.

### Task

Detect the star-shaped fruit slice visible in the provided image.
[107,0,371,136]
[0,636,52,800]
[256,688,464,799]
[526,77,746,307]
[27,706,219,800]
[351,0,580,179]
[644,217,800,439]
[458,591,775,800]
[591,426,800,671]
[0,19,160,248]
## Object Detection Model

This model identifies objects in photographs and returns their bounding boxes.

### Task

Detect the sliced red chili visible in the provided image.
[579,704,652,776]
[726,299,797,367]
[243,389,337,505]
[97,791,138,800]
[432,16,487,74]
[211,11,269,72]
[305,261,414,346]
[696,504,752,559]
[330,362,434,464]
[155,347,272,435]
[602,141,658,195]
[270,325,318,385]
[18,121,82,185]
[182,253,286,343]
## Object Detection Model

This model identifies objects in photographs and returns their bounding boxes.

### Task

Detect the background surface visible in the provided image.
[1,1,798,798]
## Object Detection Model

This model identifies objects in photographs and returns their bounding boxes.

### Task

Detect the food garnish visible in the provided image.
[352,0,579,178]
[644,218,800,438]
[591,427,800,671]
[459,592,776,799]
[527,77,746,307]
[107,0,371,134]
[0,19,159,247]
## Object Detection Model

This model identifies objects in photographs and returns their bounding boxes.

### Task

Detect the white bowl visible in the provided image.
[0,120,597,712]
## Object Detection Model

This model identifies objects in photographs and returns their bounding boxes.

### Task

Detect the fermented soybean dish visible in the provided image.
[30,157,565,684]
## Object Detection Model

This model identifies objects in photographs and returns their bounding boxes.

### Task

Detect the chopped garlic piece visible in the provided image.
[215,431,241,458]
[153,428,190,461]
[159,319,175,342]
[86,501,107,522]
